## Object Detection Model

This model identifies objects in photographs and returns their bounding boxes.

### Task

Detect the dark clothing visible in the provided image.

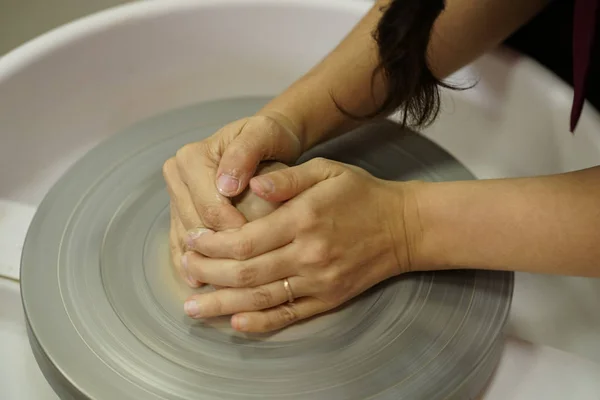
[571,0,598,131]
[505,0,599,132]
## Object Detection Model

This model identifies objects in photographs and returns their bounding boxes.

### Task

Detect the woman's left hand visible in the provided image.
[182,158,417,333]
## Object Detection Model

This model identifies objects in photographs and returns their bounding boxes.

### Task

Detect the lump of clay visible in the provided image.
[231,161,287,221]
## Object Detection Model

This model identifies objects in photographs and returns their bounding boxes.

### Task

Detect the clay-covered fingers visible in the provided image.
[214,115,302,197]
[187,207,295,260]
[165,114,303,232]
[170,203,203,288]
[181,248,293,288]
[182,276,317,324]
[249,157,344,202]
[231,298,330,332]
[163,157,203,231]
[166,145,245,232]
[173,124,247,231]
[169,203,184,277]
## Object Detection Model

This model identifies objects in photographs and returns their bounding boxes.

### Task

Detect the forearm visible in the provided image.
[411,167,600,277]
[258,1,391,151]
[259,0,550,152]
[428,0,550,78]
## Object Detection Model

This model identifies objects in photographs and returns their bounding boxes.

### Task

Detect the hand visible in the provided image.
[181,158,417,332]
[162,112,303,287]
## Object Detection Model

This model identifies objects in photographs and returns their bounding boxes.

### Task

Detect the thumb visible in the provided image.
[216,115,302,197]
[249,158,341,202]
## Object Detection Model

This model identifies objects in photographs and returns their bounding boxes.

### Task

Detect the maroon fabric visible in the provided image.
[571,0,599,132]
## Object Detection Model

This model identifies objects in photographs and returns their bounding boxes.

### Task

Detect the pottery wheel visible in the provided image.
[21,96,513,400]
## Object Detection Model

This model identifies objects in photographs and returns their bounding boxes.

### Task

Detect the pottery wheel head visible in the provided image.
[20,97,513,400]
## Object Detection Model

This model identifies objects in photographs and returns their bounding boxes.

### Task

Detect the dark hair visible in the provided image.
[334,0,457,128]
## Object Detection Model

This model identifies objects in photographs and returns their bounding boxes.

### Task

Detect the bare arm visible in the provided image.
[258,0,550,151]
[427,0,550,78]
[258,1,390,151]
[410,167,600,277]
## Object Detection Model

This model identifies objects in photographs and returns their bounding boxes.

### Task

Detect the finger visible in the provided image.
[169,204,186,280]
[172,205,203,288]
[173,208,191,253]
[216,115,302,197]
[231,297,330,333]
[183,276,307,319]
[174,139,246,231]
[163,157,203,231]
[187,211,294,260]
[249,157,343,203]
[182,247,293,288]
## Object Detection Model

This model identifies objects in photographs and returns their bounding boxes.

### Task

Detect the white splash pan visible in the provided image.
[1,1,600,399]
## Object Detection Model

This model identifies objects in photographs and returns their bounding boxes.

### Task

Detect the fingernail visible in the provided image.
[184,299,201,317]
[233,315,248,331]
[181,254,199,288]
[217,174,240,195]
[186,228,212,249]
[252,176,274,195]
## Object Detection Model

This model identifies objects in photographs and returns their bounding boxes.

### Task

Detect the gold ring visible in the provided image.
[283,278,295,303]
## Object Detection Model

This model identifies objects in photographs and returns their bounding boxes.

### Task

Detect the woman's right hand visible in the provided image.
[162,112,304,287]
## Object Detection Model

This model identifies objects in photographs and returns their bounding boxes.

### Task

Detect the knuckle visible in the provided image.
[175,142,199,163]
[169,236,180,256]
[198,204,225,229]
[295,204,319,231]
[309,157,332,170]
[162,157,177,180]
[312,241,331,264]
[300,240,331,266]
[204,295,224,315]
[176,141,218,167]
[245,115,279,141]
[273,304,298,327]
[184,254,200,277]
[285,171,301,193]
[230,136,254,155]
[233,265,258,287]
[251,287,274,309]
[231,238,254,261]
[309,157,344,177]
[248,115,300,159]
[321,269,345,298]
[181,239,191,253]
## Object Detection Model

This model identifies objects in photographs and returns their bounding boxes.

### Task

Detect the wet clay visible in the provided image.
[231,161,287,221]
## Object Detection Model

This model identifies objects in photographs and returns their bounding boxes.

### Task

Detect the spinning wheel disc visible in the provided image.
[21,97,513,400]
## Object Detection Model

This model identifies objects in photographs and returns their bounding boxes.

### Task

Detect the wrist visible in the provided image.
[385,180,428,274]
[254,109,305,156]
[258,76,363,153]
[409,178,516,273]
[398,180,454,273]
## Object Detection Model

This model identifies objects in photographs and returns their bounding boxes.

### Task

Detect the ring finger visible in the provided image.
[183,276,308,319]
[183,246,294,288]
